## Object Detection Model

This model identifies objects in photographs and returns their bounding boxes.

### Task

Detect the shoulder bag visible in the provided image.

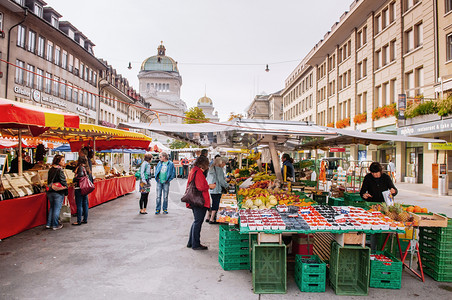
[46,168,67,192]
[181,170,205,207]
[78,166,95,196]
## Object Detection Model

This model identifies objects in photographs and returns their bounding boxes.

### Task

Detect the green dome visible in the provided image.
[140,56,179,73]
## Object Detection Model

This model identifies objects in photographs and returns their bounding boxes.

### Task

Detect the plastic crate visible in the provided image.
[218,256,250,271]
[423,264,452,282]
[344,192,362,202]
[329,241,370,296]
[313,193,328,204]
[219,249,249,264]
[422,259,452,275]
[369,278,402,289]
[419,236,452,250]
[370,251,402,289]
[420,248,452,267]
[420,226,452,237]
[295,255,327,275]
[252,243,287,294]
[328,197,344,206]
[419,240,452,257]
[219,239,250,253]
[294,275,326,292]
[299,180,317,187]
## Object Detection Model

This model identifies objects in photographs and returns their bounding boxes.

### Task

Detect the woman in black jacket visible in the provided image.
[360,162,397,203]
[72,157,90,226]
[46,155,68,230]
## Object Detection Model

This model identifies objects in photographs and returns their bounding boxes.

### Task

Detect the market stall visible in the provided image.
[120,118,450,295]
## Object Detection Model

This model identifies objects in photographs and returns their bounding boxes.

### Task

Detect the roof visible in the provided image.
[197,95,213,106]
[141,56,179,73]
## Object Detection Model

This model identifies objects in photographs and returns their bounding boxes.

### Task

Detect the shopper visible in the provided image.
[360,162,398,203]
[46,155,68,230]
[206,157,228,224]
[200,149,209,176]
[154,152,176,214]
[181,157,190,179]
[186,156,216,250]
[388,159,396,183]
[72,157,90,225]
[281,153,295,182]
[139,154,152,214]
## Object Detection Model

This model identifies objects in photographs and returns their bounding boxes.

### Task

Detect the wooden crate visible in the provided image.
[409,212,448,227]
[334,232,366,247]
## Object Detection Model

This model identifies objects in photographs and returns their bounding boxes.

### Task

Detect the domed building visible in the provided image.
[197,95,219,122]
[138,42,187,124]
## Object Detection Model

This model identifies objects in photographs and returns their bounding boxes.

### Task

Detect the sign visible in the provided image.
[430,143,452,150]
[330,147,345,152]
[14,86,30,97]
[42,94,67,108]
[31,89,41,102]
[399,118,452,136]
[440,164,447,175]
[398,94,406,120]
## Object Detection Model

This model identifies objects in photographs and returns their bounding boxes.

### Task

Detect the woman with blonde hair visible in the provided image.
[206,157,228,224]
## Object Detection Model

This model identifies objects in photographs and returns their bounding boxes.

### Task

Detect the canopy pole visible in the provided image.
[269,142,282,181]
[92,137,96,152]
[18,129,23,176]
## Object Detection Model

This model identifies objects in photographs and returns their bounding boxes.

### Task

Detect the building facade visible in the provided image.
[282,0,452,189]
[197,95,219,122]
[138,43,187,124]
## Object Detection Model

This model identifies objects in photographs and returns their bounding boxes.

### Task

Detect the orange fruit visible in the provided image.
[413,206,422,213]
[421,207,428,213]
[406,206,414,213]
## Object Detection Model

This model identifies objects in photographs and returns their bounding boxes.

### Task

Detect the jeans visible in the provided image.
[188,206,208,248]
[75,189,89,223]
[183,165,189,178]
[46,192,64,228]
[155,181,170,212]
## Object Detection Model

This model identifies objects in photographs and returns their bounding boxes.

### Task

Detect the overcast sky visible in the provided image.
[47,0,352,121]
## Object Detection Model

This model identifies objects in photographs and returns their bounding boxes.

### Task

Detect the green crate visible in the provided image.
[219,249,249,262]
[295,275,326,292]
[219,236,249,245]
[299,180,317,187]
[295,255,327,275]
[369,278,402,289]
[313,194,328,204]
[419,240,452,256]
[419,228,452,242]
[219,239,250,253]
[422,259,452,275]
[252,243,287,294]
[419,244,452,262]
[420,226,452,237]
[344,192,362,202]
[420,248,452,267]
[329,241,370,296]
[218,257,250,271]
[419,236,452,250]
[423,264,452,282]
[328,197,345,206]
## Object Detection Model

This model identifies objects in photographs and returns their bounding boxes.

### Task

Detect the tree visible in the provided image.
[184,107,208,124]
[228,112,244,121]
[169,140,189,149]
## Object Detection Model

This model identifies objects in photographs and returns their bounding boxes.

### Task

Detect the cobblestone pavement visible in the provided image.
[1,179,452,299]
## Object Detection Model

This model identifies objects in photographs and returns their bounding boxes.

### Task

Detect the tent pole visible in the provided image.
[269,142,282,181]
[18,129,23,176]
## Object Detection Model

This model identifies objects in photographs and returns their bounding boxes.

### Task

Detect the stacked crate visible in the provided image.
[369,251,403,289]
[329,241,370,296]
[218,225,250,271]
[419,223,452,282]
[294,255,327,292]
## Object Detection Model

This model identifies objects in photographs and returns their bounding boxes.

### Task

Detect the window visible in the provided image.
[448,34,452,61]
[36,69,44,90]
[447,0,452,13]
[27,30,36,53]
[389,2,396,22]
[68,54,74,72]
[375,14,382,34]
[390,79,397,104]
[390,40,396,61]
[383,44,390,65]
[406,0,420,11]
[0,12,3,31]
[17,25,25,48]
[363,26,367,44]
[376,49,382,68]
[80,63,84,78]
[26,64,35,88]
[363,92,367,112]
[375,86,382,107]
[52,76,59,97]
[383,82,390,106]
[406,71,415,97]
[85,66,89,81]
[357,94,362,114]
[415,22,423,47]
[358,62,363,79]
[45,72,52,94]
[60,80,66,99]
[416,67,424,95]
[46,41,53,61]
[363,59,367,77]
[382,8,389,29]
[73,87,78,103]
[357,26,368,48]
[79,91,83,105]
[54,46,60,66]
[67,84,72,101]
[37,36,45,57]
[62,50,67,69]
[15,60,25,84]
[51,16,59,28]
[405,28,414,52]
[34,4,43,17]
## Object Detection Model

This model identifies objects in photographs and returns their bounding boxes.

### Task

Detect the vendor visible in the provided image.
[360,162,397,203]
[281,153,295,182]
[9,150,34,173]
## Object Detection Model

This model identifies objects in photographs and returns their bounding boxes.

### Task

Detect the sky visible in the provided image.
[46,0,353,121]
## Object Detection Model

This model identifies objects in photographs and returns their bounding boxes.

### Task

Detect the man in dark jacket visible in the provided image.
[360,162,397,203]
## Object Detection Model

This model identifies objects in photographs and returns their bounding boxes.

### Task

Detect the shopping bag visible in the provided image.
[59,197,71,223]
[382,190,394,206]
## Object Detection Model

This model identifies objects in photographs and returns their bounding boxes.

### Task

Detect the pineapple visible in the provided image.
[380,202,389,215]
[395,203,410,222]
[387,205,398,221]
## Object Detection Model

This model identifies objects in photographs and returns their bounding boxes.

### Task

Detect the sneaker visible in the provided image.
[192,245,208,250]
[163,210,168,214]
[53,224,63,230]
[45,225,51,229]
[155,210,160,215]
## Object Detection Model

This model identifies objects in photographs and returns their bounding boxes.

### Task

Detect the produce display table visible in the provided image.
[68,176,136,214]
[0,176,136,239]
[0,193,47,239]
